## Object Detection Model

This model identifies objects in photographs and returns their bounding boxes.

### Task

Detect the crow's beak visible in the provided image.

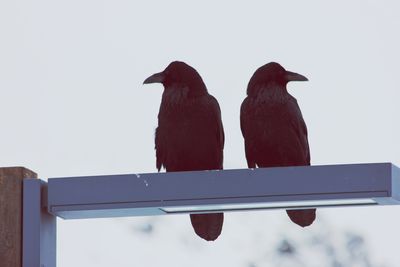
[143,72,165,84]
[286,71,308,82]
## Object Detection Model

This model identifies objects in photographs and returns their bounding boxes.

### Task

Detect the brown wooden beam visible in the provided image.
[0,167,37,267]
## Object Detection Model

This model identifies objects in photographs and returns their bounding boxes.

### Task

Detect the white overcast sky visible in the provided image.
[1,0,400,266]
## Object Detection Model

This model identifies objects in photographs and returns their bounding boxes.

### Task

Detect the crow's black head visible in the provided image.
[143,61,207,96]
[247,62,308,96]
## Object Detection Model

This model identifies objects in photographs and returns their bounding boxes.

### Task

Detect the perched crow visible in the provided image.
[240,62,315,227]
[143,61,225,241]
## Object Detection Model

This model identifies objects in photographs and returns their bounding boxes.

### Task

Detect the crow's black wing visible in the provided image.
[155,93,224,172]
[240,96,310,168]
[240,97,256,168]
[286,96,310,165]
[207,94,225,168]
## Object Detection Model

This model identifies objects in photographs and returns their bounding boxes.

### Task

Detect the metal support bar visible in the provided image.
[47,163,400,219]
[23,179,56,267]
[17,162,400,267]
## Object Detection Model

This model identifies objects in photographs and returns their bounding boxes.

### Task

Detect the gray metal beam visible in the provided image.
[23,179,56,267]
[47,163,400,219]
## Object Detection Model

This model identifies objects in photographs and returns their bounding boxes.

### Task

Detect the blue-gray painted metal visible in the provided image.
[23,179,56,267]
[391,164,400,201]
[47,163,400,219]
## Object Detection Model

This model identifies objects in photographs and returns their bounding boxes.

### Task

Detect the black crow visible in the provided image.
[240,62,315,227]
[143,61,225,241]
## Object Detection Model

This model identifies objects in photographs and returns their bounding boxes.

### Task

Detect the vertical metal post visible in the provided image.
[23,179,56,267]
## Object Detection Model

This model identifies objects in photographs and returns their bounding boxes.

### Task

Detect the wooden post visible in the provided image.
[0,167,37,267]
